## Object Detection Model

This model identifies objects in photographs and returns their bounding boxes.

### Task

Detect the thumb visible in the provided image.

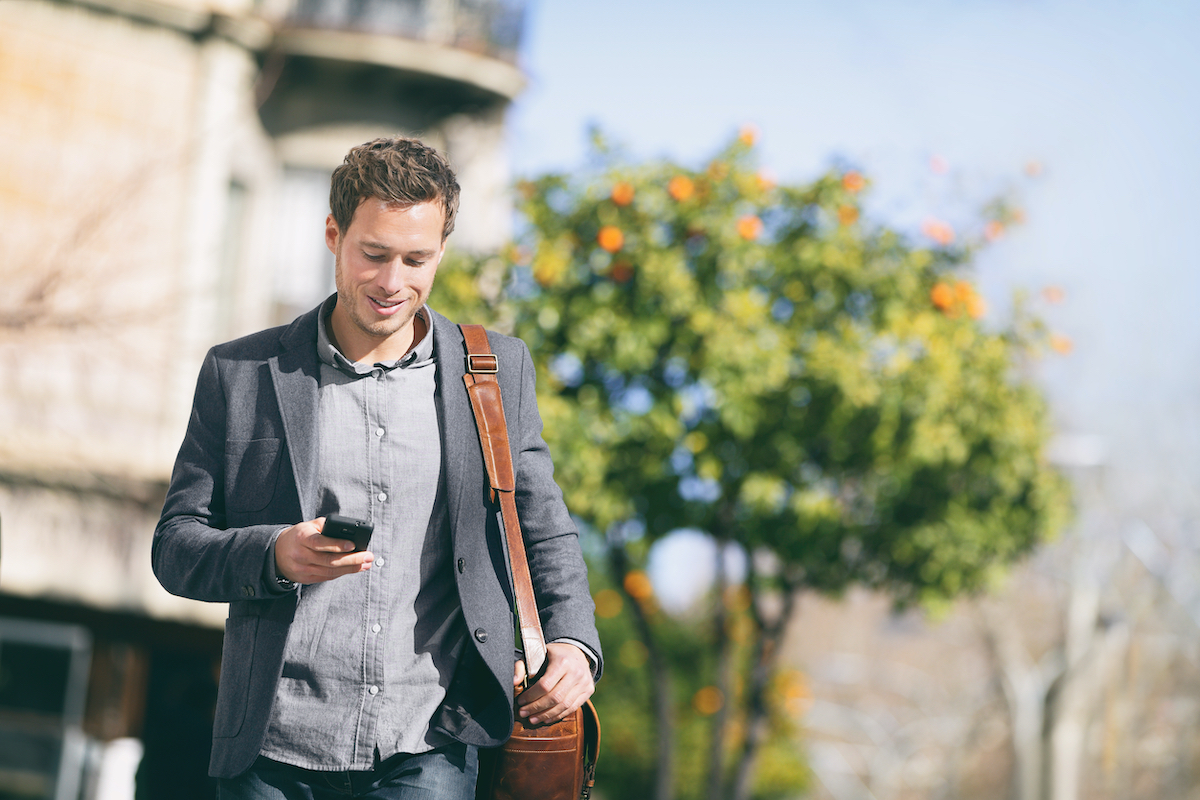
[513,659,528,688]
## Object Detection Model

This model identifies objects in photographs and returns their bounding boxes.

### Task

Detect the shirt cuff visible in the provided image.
[264,527,298,594]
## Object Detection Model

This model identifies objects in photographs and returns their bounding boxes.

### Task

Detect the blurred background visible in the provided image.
[0,1,1197,798]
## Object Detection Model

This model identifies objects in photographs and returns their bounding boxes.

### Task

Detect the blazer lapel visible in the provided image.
[269,306,323,522]
[432,310,476,541]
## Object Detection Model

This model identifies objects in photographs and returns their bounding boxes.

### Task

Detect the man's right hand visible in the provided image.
[275,517,374,585]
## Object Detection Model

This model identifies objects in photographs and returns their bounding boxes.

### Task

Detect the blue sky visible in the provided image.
[504,0,1200,603]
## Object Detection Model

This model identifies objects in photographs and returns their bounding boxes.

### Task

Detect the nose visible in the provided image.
[374,260,407,296]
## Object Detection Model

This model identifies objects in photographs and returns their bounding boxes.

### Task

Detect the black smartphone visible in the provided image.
[322,514,373,552]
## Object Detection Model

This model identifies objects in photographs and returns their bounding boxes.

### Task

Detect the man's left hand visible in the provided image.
[513,642,595,727]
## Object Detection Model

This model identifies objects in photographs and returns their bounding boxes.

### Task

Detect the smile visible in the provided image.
[369,297,405,313]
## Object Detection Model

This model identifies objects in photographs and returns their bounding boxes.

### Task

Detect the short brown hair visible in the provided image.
[329,137,461,240]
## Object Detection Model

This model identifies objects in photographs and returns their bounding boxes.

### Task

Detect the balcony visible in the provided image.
[286,0,525,64]
[267,0,527,114]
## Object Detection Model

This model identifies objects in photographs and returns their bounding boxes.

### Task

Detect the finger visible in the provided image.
[518,664,594,724]
[313,535,359,553]
[513,659,528,688]
[314,550,373,578]
[290,550,373,583]
[521,669,591,708]
[519,677,593,726]
[516,646,588,702]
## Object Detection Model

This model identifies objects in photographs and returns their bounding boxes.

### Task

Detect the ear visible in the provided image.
[325,214,340,255]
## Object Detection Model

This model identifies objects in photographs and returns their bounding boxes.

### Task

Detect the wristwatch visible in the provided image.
[275,575,298,592]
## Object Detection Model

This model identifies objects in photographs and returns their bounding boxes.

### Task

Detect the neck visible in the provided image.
[410,310,428,350]
[328,306,427,364]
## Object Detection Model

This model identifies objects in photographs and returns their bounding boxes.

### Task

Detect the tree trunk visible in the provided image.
[730,574,798,800]
[704,540,734,800]
[978,601,1049,800]
[608,543,675,800]
[1047,622,1128,800]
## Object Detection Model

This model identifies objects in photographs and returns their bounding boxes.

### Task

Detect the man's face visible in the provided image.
[326,198,446,362]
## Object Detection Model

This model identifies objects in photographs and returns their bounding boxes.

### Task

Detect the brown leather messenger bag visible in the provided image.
[459,324,601,800]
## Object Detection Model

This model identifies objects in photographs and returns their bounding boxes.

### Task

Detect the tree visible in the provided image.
[438,132,1070,799]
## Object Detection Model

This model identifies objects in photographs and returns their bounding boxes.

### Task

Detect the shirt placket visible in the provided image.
[356,365,392,766]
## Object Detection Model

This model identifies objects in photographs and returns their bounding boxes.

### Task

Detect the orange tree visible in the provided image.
[438,134,1070,800]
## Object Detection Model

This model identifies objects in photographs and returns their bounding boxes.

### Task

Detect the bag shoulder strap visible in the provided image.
[459,324,548,679]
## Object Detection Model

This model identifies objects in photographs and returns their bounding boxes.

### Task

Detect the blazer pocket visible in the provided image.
[213,614,258,739]
[225,438,283,513]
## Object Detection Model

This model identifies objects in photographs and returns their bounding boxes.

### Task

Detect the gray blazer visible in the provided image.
[152,304,602,779]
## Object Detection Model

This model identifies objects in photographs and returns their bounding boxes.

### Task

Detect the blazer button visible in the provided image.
[241,585,255,598]
[474,629,488,644]
[457,558,466,574]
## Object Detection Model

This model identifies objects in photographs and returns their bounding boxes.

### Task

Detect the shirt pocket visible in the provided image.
[225,438,283,513]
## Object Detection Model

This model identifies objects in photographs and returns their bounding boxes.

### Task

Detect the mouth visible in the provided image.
[368,296,406,315]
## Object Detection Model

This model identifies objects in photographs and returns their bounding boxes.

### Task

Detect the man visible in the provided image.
[152,137,601,799]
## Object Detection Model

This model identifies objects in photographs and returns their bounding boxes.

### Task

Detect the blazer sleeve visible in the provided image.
[506,338,604,679]
[151,348,292,603]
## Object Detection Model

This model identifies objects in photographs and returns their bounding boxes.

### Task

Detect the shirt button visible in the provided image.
[371,623,382,633]
[375,557,385,567]
[378,492,387,502]
[375,428,385,437]
[372,369,383,379]
[368,685,379,695]
[474,629,488,643]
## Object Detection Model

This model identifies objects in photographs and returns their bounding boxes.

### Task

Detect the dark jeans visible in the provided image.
[216,743,478,800]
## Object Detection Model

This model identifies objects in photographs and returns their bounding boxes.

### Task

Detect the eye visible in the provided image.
[364,252,386,262]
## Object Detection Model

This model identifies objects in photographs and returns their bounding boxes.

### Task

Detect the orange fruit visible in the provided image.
[597,225,624,252]
[967,295,987,319]
[737,215,763,241]
[611,181,635,206]
[930,282,955,311]
[668,175,695,201]
[921,218,955,246]
[842,171,866,193]
[1050,334,1073,355]
[837,205,859,226]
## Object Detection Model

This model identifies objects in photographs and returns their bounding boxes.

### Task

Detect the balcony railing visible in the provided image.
[286,0,526,64]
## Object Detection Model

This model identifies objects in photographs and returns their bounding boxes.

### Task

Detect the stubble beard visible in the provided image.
[334,261,420,345]
[340,289,419,343]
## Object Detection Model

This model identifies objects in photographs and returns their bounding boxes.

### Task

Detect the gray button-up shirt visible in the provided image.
[260,299,467,770]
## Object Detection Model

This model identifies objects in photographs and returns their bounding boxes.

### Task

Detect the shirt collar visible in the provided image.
[316,294,436,375]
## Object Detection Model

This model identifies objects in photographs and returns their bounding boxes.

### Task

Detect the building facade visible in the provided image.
[0,1,525,796]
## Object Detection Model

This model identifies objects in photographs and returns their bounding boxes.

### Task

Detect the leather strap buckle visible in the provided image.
[467,353,498,374]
